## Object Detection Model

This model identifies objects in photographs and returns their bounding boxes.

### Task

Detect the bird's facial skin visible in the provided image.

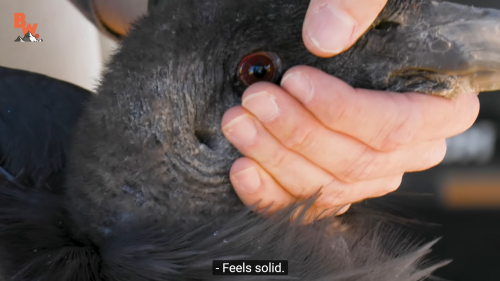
[353,0,500,98]
[232,0,500,99]
[66,0,500,239]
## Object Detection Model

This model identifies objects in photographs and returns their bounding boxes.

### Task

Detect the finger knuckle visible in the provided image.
[371,175,403,198]
[337,146,377,182]
[315,185,347,208]
[262,147,289,170]
[383,175,403,194]
[282,125,316,152]
[378,115,414,151]
[325,94,350,126]
[425,140,447,168]
[376,97,421,152]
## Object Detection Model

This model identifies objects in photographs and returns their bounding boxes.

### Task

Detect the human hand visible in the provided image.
[221,0,480,218]
[93,0,148,36]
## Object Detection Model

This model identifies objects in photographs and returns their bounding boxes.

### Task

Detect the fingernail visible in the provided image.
[306,5,356,54]
[242,91,280,122]
[223,115,257,145]
[281,72,314,104]
[232,167,261,194]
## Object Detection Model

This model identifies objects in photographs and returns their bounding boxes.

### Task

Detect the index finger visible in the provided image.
[280,66,480,152]
[303,0,387,57]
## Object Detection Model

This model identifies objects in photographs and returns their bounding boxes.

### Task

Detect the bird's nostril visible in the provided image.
[195,129,215,149]
[373,21,400,31]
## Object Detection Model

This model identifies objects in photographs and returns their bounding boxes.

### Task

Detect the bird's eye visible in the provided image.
[238,51,282,87]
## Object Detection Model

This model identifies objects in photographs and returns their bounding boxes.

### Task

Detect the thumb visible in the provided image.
[303,0,387,57]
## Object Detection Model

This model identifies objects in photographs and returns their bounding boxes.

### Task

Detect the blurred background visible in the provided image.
[0,0,118,92]
[1,0,500,280]
[389,1,500,280]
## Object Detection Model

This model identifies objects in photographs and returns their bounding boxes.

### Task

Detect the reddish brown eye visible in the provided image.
[238,51,282,87]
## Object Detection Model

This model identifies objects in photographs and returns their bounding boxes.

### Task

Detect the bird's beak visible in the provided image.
[384,1,500,96]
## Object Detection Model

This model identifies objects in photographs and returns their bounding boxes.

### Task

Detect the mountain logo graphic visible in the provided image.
[14,31,43,42]
[14,13,43,42]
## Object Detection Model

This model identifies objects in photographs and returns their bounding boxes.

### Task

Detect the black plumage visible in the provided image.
[0,0,499,280]
[0,67,91,190]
